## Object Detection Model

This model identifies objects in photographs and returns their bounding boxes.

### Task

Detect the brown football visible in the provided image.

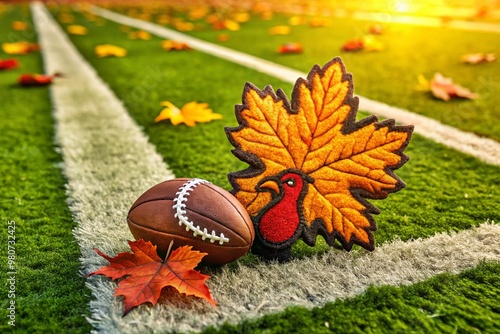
[127,178,254,265]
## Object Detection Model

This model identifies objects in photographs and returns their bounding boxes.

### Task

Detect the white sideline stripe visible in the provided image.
[352,11,500,33]
[30,0,175,328]
[88,5,500,167]
[31,3,500,334]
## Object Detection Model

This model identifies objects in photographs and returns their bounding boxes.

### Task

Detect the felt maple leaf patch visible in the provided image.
[88,239,216,315]
[225,57,413,261]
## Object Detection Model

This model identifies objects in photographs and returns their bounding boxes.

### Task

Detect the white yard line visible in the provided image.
[351,11,500,33]
[88,5,500,166]
[32,2,500,333]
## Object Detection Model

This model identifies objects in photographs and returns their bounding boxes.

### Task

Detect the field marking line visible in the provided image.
[350,10,500,33]
[32,3,500,333]
[31,0,176,329]
[88,5,500,166]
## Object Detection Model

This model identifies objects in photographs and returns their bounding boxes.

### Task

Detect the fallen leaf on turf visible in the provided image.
[226,57,413,253]
[157,14,170,25]
[224,19,240,31]
[430,73,478,101]
[155,101,222,127]
[18,73,60,87]
[128,30,151,40]
[368,23,383,34]
[415,74,430,91]
[461,53,495,64]
[67,25,88,35]
[174,20,195,32]
[416,73,478,100]
[212,19,240,31]
[309,17,329,27]
[289,16,305,26]
[361,35,384,51]
[341,36,384,52]
[0,59,19,71]
[188,6,209,20]
[217,33,229,42]
[277,42,303,54]
[88,239,216,315]
[232,12,250,23]
[2,42,39,55]
[12,21,28,31]
[341,38,364,52]
[95,44,127,57]
[161,40,191,51]
[269,25,290,35]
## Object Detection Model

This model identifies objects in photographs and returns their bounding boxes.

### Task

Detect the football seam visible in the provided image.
[127,218,249,249]
[173,178,230,245]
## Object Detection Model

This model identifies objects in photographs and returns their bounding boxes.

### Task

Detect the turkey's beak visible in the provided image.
[258,179,280,196]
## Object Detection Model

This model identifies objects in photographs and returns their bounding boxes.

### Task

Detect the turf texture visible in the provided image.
[0,3,498,332]
[0,5,91,333]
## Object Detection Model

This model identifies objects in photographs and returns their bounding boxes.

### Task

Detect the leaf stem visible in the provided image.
[164,240,174,262]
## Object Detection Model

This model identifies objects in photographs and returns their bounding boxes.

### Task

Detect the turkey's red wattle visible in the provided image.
[258,176,304,244]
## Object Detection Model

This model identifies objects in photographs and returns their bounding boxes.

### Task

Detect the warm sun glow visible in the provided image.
[394,0,410,13]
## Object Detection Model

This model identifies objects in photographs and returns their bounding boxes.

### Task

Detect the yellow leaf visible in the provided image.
[415,74,430,91]
[2,41,39,55]
[288,16,305,26]
[361,35,384,51]
[128,30,151,40]
[67,25,88,35]
[155,101,222,127]
[269,25,290,35]
[226,57,413,257]
[95,44,127,58]
[232,12,250,23]
[157,14,170,25]
[224,19,240,31]
[174,20,195,32]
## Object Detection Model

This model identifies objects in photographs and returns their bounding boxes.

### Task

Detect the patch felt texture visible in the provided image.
[225,57,414,260]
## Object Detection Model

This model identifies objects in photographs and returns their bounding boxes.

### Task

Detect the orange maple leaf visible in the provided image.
[95,44,127,58]
[155,101,222,127]
[225,57,413,259]
[88,239,216,315]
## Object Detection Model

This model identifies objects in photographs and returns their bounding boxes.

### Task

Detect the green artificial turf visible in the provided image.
[0,4,493,333]
[58,9,500,257]
[0,5,91,333]
[116,5,500,141]
[205,262,500,334]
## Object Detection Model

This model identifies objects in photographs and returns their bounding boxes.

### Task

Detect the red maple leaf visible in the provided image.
[18,73,61,87]
[88,239,216,315]
[0,59,19,71]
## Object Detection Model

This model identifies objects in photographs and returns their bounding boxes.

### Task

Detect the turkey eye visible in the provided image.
[286,179,295,187]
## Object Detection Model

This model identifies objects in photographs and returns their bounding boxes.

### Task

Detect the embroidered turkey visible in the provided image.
[225,57,414,261]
